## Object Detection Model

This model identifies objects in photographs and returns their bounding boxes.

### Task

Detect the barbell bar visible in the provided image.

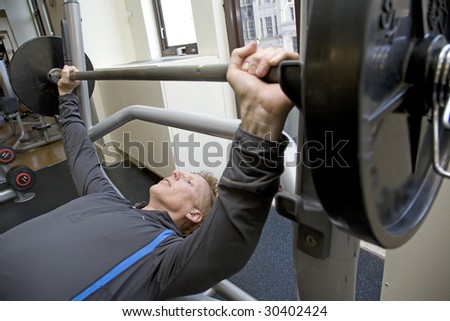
[47,63,301,108]
[48,65,229,83]
[9,35,293,117]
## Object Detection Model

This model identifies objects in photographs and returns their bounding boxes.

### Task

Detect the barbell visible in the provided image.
[9,36,286,117]
[6,0,450,248]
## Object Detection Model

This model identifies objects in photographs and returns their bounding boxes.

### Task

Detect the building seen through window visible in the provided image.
[240,0,297,53]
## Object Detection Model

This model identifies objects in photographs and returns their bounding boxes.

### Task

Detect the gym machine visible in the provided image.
[0,60,62,152]
[6,0,450,300]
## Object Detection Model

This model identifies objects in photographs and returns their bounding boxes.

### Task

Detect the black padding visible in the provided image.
[0,97,19,114]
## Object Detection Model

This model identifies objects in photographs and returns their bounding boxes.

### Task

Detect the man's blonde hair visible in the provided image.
[180,170,218,237]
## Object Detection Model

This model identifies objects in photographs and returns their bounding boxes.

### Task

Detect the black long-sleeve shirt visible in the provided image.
[0,94,287,300]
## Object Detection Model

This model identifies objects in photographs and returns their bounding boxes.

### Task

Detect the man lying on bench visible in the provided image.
[0,43,299,300]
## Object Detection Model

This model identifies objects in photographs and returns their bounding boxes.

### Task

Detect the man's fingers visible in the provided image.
[230,41,258,68]
[269,50,300,65]
[243,47,300,78]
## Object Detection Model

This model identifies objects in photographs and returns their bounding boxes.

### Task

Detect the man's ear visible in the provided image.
[186,209,203,224]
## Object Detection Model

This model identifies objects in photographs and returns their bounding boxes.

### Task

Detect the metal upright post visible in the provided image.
[63,0,92,128]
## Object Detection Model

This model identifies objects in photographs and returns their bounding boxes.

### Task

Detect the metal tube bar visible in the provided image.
[74,65,229,82]
[63,0,92,128]
[88,105,241,142]
[0,188,16,204]
[0,61,15,98]
[48,64,280,83]
[212,280,257,301]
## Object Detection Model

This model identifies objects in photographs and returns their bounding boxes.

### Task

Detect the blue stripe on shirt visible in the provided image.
[72,229,173,301]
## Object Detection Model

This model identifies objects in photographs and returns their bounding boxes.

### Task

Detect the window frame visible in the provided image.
[153,0,198,57]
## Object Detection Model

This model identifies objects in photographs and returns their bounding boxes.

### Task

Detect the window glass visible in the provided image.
[154,0,198,56]
[158,0,196,46]
[240,0,297,52]
[265,17,273,37]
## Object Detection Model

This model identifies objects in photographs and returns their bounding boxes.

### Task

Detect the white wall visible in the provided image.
[46,0,142,67]
[0,0,38,45]
[78,0,136,67]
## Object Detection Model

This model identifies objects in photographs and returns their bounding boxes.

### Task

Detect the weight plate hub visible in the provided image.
[303,0,450,248]
[9,36,95,116]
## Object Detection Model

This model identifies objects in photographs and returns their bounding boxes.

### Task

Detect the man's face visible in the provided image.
[149,171,211,215]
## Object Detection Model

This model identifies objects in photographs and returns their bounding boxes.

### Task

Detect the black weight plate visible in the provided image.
[303,0,450,248]
[9,36,95,116]
[6,165,36,192]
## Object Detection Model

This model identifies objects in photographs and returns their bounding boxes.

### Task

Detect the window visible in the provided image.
[292,36,298,53]
[265,17,273,37]
[260,18,264,37]
[154,0,198,56]
[248,20,256,39]
[241,1,255,41]
[274,15,278,35]
[243,19,256,41]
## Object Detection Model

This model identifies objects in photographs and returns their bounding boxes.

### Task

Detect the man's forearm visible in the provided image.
[58,94,116,196]
[220,127,288,193]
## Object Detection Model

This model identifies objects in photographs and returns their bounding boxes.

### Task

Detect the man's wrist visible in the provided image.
[58,90,73,96]
[239,105,287,141]
[240,120,284,141]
